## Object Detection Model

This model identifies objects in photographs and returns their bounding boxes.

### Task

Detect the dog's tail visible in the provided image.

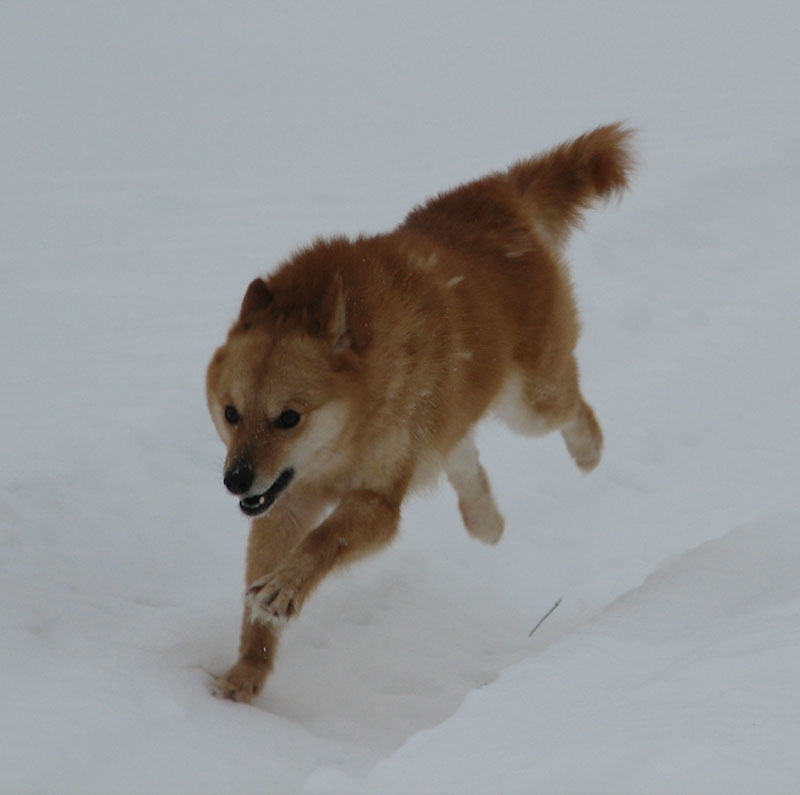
[507,123,635,250]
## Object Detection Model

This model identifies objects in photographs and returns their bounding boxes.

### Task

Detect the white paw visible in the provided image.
[459,495,505,545]
[246,569,304,626]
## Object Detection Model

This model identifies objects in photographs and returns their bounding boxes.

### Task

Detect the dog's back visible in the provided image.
[258,124,634,497]
[304,123,635,490]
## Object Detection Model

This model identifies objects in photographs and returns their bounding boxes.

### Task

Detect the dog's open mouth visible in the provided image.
[239,468,295,517]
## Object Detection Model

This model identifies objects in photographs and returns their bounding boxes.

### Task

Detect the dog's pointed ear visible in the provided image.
[238,278,272,325]
[323,272,352,353]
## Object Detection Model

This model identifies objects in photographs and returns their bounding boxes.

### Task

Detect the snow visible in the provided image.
[1,2,799,792]
[312,507,800,794]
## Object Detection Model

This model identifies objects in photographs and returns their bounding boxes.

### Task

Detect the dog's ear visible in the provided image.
[322,272,352,353]
[238,278,272,325]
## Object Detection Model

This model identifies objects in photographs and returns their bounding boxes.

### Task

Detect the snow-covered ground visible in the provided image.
[2,2,799,792]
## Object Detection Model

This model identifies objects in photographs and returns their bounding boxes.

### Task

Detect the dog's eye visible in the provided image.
[275,409,301,429]
[224,405,240,424]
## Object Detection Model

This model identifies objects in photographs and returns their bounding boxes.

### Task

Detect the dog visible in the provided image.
[206,123,634,703]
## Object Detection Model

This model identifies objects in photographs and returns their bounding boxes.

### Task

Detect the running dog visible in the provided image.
[206,123,634,702]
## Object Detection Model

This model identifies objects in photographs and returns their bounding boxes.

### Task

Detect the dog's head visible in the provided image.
[207,273,358,518]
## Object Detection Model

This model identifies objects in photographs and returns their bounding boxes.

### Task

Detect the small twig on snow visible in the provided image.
[528,597,563,637]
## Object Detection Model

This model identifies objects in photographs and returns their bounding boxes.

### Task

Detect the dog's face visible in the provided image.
[207,277,355,518]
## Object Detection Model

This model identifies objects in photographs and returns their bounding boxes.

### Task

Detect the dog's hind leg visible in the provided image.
[497,355,603,473]
[560,398,603,472]
[445,435,505,545]
[531,356,603,473]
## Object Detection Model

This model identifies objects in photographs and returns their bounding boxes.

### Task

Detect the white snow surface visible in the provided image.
[2,2,799,793]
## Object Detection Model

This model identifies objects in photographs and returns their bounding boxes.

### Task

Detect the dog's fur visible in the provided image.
[206,123,634,702]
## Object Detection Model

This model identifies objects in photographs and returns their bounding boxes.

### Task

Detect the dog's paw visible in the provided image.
[459,494,505,545]
[246,563,309,626]
[211,661,266,704]
[563,400,603,473]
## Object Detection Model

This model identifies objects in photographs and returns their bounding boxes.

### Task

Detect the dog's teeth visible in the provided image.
[258,495,265,505]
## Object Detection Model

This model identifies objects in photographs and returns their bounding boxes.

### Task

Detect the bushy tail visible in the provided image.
[507,123,635,250]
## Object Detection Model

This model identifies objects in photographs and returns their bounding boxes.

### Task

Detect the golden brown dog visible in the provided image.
[206,123,634,702]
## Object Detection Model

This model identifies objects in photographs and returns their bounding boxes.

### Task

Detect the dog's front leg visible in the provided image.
[213,493,326,703]
[247,488,402,626]
[212,615,281,704]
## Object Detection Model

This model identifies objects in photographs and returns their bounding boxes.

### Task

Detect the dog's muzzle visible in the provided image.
[238,468,295,517]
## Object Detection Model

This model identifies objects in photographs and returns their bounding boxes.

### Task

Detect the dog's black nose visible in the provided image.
[224,462,254,495]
